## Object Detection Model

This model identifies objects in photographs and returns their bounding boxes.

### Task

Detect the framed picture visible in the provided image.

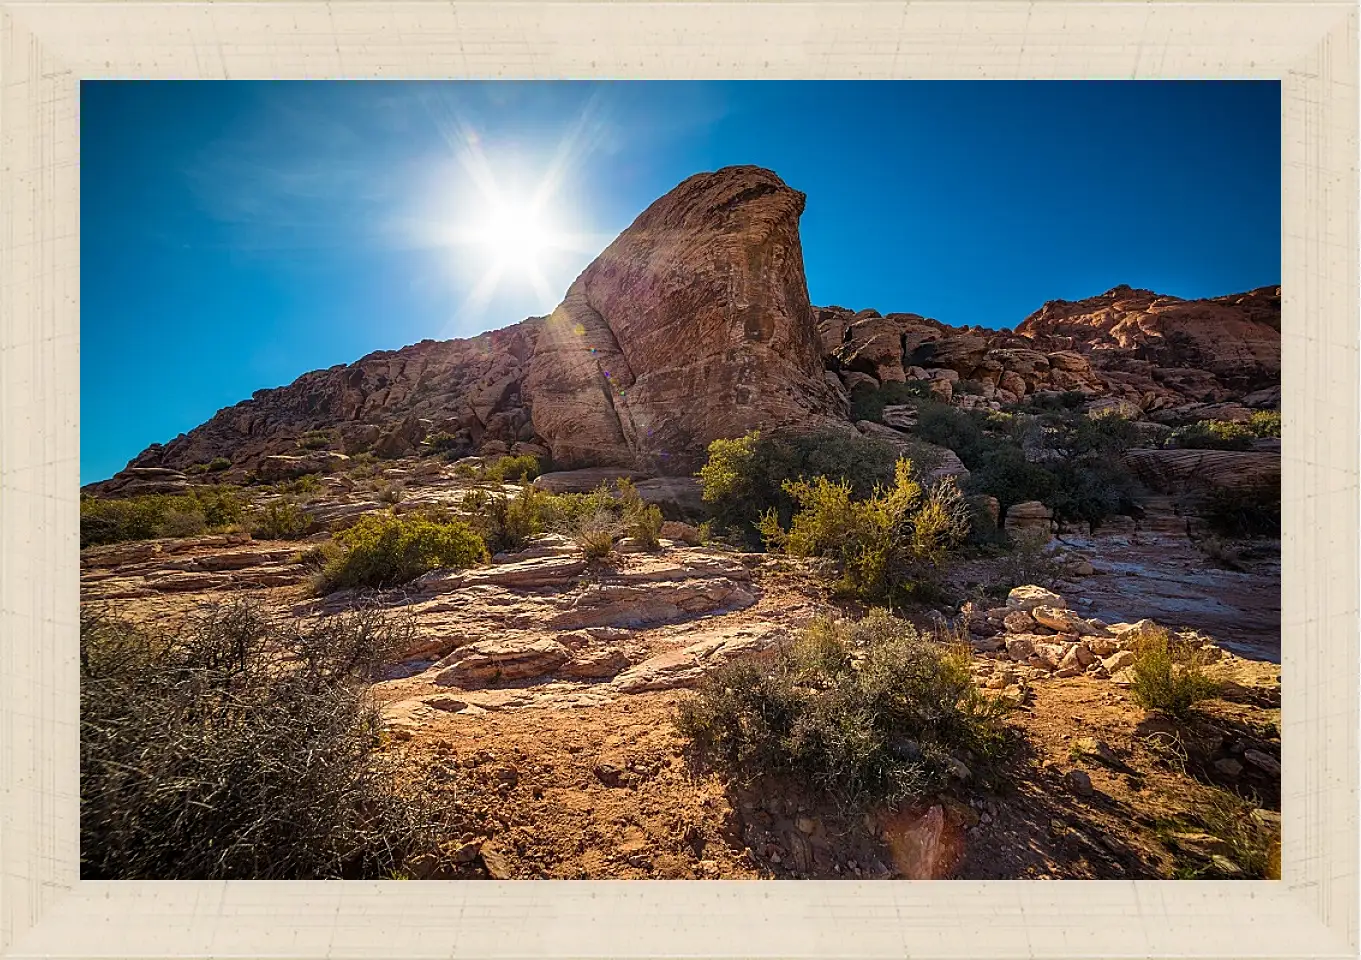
[2,2,1355,958]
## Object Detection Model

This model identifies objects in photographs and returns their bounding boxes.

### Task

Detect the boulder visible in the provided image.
[1003,501,1054,541]
[257,452,350,481]
[433,638,572,688]
[532,468,648,494]
[524,166,848,473]
[1006,585,1065,611]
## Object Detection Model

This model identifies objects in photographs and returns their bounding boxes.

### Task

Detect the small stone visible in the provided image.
[453,841,483,863]
[945,756,972,782]
[480,848,515,879]
[795,816,817,835]
[1065,769,1094,796]
[1211,855,1244,877]
[593,762,625,787]
[1243,749,1281,776]
[1102,650,1136,673]
[1214,758,1244,778]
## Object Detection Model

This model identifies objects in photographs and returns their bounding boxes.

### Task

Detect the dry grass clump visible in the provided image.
[1128,626,1222,719]
[81,601,451,880]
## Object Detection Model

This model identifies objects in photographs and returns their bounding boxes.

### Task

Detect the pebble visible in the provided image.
[1065,769,1094,796]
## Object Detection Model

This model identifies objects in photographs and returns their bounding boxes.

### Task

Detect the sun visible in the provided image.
[477,201,556,274]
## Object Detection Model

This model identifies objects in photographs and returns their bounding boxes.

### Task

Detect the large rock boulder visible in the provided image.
[524,166,849,474]
[1121,448,1281,495]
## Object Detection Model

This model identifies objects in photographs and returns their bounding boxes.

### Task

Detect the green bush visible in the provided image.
[674,609,1009,810]
[316,512,487,592]
[455,454,543,484]
[849,380,935,423]
[1200,483,1281,538]
[698,429,900,540]
[80,487,245,548]
[277,473,322,495]
[207,456,232,473]
[250,499,315,540]
[422,431,463,456]
[484,454,542,483]
[1247,410,1281,438]
[1128,626,1222,719]
[1167,420,1255,451]
[297,430,333,450]
[918,403,1144,526]
[81,601,450,880]
[617,479,663,550]
[461,484,546,554]
[758,459,970,604]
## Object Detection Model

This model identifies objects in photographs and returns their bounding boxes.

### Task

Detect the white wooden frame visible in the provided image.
[1,2,1355,958]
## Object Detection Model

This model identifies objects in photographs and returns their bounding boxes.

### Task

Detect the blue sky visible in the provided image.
[81,80,1280,483]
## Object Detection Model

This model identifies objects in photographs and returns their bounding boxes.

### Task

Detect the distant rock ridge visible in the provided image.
[90,165,1281,493]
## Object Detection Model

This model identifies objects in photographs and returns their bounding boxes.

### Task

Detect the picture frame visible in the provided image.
[1,2,1355,957]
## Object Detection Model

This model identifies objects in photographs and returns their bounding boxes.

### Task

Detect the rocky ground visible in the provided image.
[80,458,1282,881]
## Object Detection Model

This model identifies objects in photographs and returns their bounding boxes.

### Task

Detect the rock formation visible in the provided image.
[523,165,849,472]
[88,166,1281,496]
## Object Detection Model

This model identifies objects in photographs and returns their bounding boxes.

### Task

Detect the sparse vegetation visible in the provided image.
[453,453,543,484]
[698,428,901,541]
[80,601,450,880]
[617,479,663,551]
[674,609,1010,810]
[1157,789,1280,879]
[277,473,322,496]
[1199,483,1281,539]
[757,459,970,604]
[297,430,334,450]
[1167,419,1255,451]
[849,379,934,423]
[572,509,621,561]
[460,484,547,554]
[249,499,316,540]
[422,431,464,456]
[315,512,488,593]
[1128,626,1222,719]
[80,487,245,548]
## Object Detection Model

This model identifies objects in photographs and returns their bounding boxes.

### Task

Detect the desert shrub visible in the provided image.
[849,380,935,423]
[674,609,1010,810]
[455,454,543,484]
[250,499,316,540]
[422,431,463,456]
[316,513,487,593]
[80,487,245,548]
[1167,419,1255,451]
[484,454,542,483]
[1247,410,1281,438]
[207,456,232,472]
[698,429,900,540]
[459,484,547,554]
[617,479,663,550]
[1128,626,1222,719]
[758,459,970,604]
[1199,483,1281,539]
[297,430,333,450]
[572,509,621,560]
[277,473,322,496]
[80,601,450,880]
[968,444,1057,513]
[915,402,988,463]
[374,479,405,504]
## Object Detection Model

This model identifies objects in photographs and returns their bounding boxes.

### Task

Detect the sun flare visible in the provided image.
[477,201,556,273]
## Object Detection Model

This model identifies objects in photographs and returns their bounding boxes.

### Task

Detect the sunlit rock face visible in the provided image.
[523,165,850,473]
